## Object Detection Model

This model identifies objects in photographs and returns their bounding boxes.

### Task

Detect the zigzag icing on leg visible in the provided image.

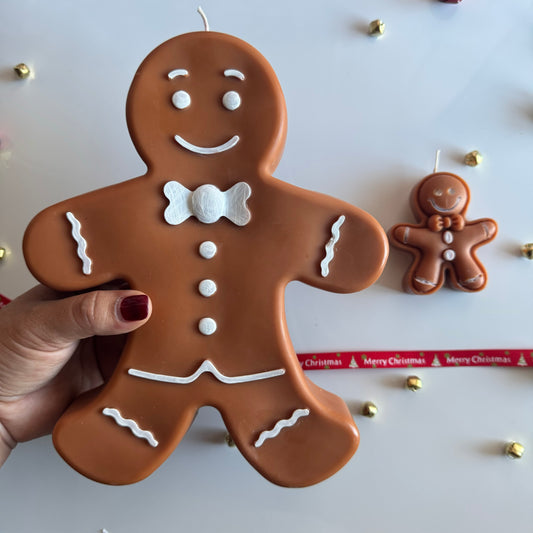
[254,408,310,448]
[102,407,158,447]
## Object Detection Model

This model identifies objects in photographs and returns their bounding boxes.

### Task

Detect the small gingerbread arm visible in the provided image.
[461,217,498,245]
[391,224,428,249]
[23,178,146,292]
[271,182,389,292]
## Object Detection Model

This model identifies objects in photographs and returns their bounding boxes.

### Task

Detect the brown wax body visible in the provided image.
[24,31,388,487]
[390,172,497,295]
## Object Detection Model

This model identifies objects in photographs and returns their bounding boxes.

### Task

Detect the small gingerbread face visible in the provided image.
[417,173,468,218]
[126,31,287,179]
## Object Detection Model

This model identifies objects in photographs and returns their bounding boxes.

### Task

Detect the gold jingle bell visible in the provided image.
[464,150,482,167]
[362,401,378,418]
[13,63,31,79]
[505,442,524,459]
[406,375,422,391]
[368,20,385,37]
[521,243,533,260]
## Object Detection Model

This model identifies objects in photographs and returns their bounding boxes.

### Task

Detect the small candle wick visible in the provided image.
[197,6,210,31]
[434,149,441,173]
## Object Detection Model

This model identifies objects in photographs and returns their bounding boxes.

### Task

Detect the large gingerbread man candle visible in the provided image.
[23,26,388,487]
[390,172,497,295]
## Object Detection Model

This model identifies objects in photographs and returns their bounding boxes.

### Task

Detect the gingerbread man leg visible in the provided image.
[217,371,358,488]
[53,382,197,485]
[408,255,444,294]
[450,255,486,291]
[53,345,200,485]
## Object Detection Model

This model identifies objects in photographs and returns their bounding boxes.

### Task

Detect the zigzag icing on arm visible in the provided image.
[102,408,158,447]
[66,211,92,275]
[320,215,345,277]
[128,359,285,385]
[254,408,310,448]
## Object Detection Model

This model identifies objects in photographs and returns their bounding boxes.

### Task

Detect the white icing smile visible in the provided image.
[174,134,240,155]
[429,197,461,213]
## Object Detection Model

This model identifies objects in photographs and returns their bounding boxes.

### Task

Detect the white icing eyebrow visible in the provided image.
[168,69,189,80]
[224,69,245,81]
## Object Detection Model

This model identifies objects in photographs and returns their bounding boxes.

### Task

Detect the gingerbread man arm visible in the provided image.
[23,180,138,292]
[462,218,498,245]
[390,224,431,249]
[275,184,388,293]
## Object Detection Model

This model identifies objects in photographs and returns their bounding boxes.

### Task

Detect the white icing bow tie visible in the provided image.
[163,181,252,226]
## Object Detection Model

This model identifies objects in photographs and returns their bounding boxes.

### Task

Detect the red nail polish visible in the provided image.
[119,295,149,321]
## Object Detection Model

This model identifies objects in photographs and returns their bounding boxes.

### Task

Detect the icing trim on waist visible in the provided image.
[128,359,286,385]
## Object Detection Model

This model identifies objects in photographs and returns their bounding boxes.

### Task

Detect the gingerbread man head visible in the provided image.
[126,31,287,184]
[414,172,469,220]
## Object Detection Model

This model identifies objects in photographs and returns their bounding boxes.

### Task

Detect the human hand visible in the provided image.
[0,284,151,467]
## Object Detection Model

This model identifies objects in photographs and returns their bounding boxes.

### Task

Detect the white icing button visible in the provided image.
[198,317,217,335]
[443,231,453,244]
[199,241,217,259]
[198,279,217,297]
[443,249,456,261]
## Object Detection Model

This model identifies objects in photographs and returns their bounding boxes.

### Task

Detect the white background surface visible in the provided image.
[1,1,533,532]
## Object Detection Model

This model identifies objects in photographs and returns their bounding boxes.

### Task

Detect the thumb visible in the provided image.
[32,290,151,347]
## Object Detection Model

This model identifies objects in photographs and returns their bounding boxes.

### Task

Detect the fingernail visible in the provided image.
[118,295,149,322]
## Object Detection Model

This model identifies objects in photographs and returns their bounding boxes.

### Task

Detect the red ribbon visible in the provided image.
[297,349,533,369]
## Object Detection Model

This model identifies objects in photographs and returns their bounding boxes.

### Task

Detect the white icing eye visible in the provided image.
[172,90,191,110]
[448,188,456,195]
[222,91,241,111]
[434,189,443,197]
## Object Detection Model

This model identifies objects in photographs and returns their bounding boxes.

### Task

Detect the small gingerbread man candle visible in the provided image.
[390,172,497,295]
[23,23,388,486]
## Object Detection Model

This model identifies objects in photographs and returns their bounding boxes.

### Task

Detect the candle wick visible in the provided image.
[434,149,441,173]
[197,6,210,31]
